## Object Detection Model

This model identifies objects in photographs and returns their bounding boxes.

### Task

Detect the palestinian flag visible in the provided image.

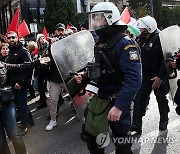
[120,7,140,36]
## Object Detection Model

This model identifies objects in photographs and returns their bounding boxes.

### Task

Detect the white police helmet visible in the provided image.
[136,16,157,33]
[89,2,125,31]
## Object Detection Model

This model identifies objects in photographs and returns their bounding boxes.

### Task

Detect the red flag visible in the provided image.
[42,27,48,38]
[6,7,20,34]
[120,7,131,24]
[18,20,30,37]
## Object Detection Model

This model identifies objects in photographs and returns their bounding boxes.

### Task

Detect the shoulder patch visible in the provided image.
[124,44,138,50]
[129,50,139,61]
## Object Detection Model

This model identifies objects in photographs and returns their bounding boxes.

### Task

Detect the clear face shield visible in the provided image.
[89,12,109,31]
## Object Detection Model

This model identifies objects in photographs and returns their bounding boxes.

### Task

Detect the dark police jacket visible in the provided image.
[5,43,31,88]
[137,32,166,80]
[94,32,142,112]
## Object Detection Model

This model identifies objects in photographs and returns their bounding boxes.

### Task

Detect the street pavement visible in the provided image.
[9,93,180,154]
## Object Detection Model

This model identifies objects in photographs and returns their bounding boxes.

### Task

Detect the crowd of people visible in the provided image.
[0,2,180,154]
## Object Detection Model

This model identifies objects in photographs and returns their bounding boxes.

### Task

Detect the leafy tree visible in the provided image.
[44,0,76,33]
[129,0,163,27]
[161,6,180,28]
[129,0,149,18]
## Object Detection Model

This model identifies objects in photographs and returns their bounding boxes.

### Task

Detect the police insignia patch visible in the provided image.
[129,50,139,61]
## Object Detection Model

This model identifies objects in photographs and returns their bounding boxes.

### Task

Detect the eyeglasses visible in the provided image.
[7,36,16,39]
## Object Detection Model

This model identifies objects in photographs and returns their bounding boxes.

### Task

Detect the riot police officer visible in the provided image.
[75,2,142,154]
[130,16,170,134]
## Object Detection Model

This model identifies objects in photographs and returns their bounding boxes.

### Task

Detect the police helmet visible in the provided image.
[136,16,157,33]
[89,2,126,31]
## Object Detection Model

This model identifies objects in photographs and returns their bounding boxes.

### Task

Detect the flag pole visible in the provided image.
[150,0,154,17]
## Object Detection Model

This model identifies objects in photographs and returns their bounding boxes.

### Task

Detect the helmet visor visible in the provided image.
[89,12,108,31]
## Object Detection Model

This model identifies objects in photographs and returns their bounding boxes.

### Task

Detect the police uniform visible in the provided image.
[131,32,170,133]
[82,31,142,154]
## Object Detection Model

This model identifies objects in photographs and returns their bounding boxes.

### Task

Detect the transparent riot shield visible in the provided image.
[159,25,180,101]
[51,30,95,121]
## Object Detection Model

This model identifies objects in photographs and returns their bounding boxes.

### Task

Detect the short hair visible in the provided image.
[7,31,18,37]
[27,41,37,48]
[0,34,6,43]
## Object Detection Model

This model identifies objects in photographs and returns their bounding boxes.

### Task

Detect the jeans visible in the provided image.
[13,88,33,126]
[0,103,26,154]
[33,75,39,92]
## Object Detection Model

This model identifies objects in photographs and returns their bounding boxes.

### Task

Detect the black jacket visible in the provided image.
[0,60,40,88]
[48,52,63,83]
[137,33,166,79]
[5,43,32,88]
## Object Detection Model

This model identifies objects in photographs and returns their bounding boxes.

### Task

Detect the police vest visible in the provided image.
[94,32,125,85]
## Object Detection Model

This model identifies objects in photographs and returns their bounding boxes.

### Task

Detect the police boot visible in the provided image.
[158,103,169,131]
[115,143,132,154]
[176,105,180,115]
[130,101,142,134]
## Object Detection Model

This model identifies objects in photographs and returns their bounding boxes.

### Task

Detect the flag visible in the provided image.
[120,7,140,36]
[42,26,48,38]
[18,20,30,37]
[6,7,20,34]
[120,7,131,24]
[128,25,140,36]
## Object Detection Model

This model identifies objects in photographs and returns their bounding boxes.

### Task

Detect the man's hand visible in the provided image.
[108,106,122,121]
[151,76,162,89]
[14,83,21,89]
[39,57,51,64]
[50,38,58,44]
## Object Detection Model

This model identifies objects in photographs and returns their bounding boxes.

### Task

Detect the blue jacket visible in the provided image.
[97,35,142,112]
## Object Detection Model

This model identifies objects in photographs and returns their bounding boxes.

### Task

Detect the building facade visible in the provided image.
[162,0,180,6]
[0,0,129,34]
[0,0,46,34]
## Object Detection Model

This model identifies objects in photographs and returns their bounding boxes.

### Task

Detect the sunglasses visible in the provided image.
[7,36,16,39]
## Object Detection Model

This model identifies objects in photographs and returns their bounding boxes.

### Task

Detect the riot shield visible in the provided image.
[159,25,180,101]
[51,30,95,121]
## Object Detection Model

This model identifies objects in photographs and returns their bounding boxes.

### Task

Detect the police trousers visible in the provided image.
[133,76,170,127]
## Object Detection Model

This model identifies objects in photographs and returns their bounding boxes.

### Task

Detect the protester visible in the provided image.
[6,31,33,135]
[0,46,50,154]
[45,23,67,131]
[0,43,9,62]
[35,34,50,109]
